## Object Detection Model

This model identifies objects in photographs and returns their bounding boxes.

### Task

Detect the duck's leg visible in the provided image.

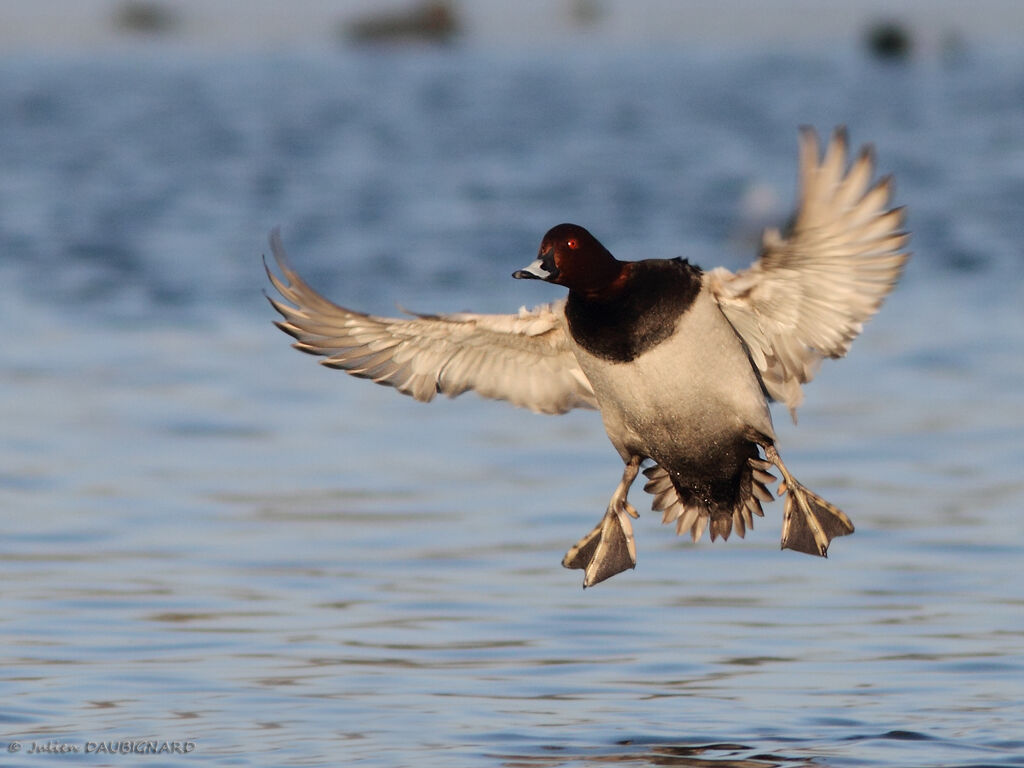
[765,445,854,557]
[562,456,641,587]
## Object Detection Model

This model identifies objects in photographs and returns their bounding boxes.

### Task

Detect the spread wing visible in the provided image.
[709,126,910,420]
[265,229,597,415]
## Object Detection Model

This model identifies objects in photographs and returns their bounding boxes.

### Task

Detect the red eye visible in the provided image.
[566,238,579,250]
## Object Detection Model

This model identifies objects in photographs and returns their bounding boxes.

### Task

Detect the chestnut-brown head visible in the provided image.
[513,223,624,297]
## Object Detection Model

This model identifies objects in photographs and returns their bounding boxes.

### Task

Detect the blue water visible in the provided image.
[1,46,1023,767]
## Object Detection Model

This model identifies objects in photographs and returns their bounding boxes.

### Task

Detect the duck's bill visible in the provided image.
[512,256,557,281]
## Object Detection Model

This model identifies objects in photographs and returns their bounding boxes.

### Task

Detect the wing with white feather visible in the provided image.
[708,127,910,419]
[265,229,597,415]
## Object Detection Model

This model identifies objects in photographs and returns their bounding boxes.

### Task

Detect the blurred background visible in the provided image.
[4,0,1024,50]
[1,2,1022,767]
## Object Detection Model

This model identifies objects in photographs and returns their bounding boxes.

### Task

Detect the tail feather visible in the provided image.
[643,458,773,544]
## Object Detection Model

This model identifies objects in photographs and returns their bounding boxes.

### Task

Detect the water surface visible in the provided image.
[0,47,1022,767]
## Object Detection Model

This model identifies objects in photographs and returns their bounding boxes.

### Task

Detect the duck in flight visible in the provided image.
[266,127,909,587]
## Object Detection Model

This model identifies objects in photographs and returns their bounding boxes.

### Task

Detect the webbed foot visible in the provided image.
[562,456,641,587]
[766,445,854,557]
[562,506,637,587]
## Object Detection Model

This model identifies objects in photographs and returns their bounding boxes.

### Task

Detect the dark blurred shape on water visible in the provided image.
[864,19,914,61]
[112,0,180,36]
[343,1,461,46]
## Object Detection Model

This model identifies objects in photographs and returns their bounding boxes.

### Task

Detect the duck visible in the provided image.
[266,127,909,587]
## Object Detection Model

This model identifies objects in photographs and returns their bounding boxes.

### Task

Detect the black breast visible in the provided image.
[565,258,702,363]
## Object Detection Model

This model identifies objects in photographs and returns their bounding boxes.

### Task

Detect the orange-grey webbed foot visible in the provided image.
[562,457,640,587]
[766,445,854,556]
